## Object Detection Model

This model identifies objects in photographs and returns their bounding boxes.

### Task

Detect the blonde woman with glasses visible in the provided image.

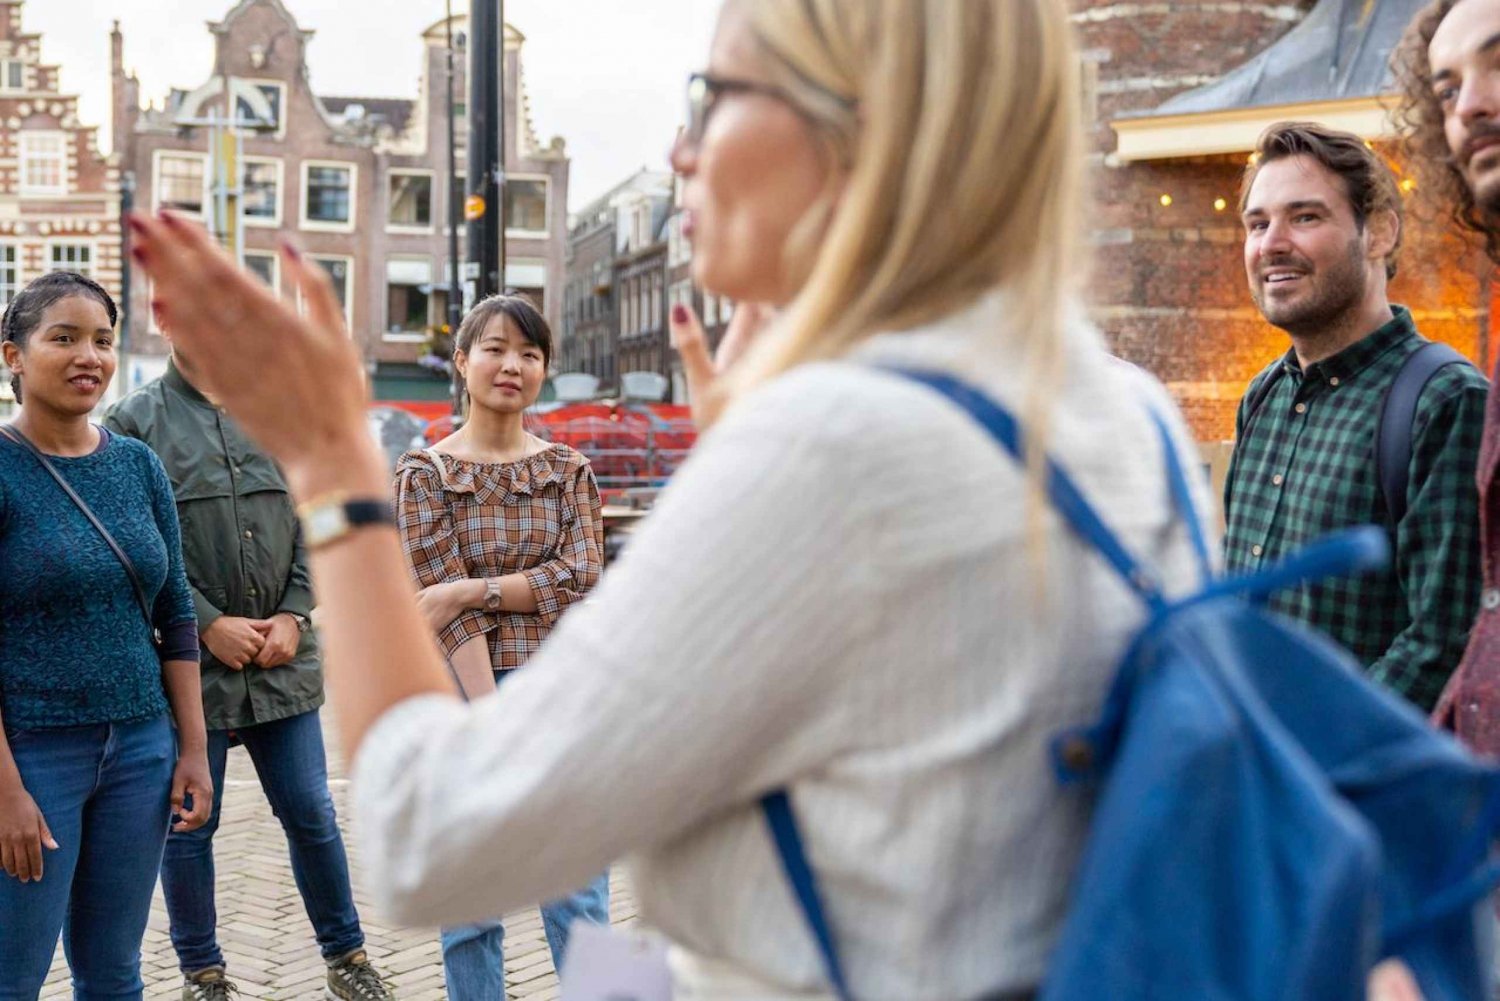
[128,1,1212,996]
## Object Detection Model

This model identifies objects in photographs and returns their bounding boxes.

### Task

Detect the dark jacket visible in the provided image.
[103,360,322,729]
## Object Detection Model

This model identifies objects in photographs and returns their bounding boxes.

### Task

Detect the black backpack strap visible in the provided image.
[1240,363,1287,436]
[1374,342,1471,527]
[0,425,159,645]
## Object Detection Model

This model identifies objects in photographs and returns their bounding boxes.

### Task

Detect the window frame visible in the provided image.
[0,60,25,94]
[234,79,287,139]
[152,149,209,218]
[46,241,94,278]
[503,174,551,238]
[243,249,280,293]
[300,160,359,233]
[308,253,355,330]
[20,131,67,197]
[383,255,435,343]
[241,156,284,228]
[0,243,19,308]
[386,168,436,234]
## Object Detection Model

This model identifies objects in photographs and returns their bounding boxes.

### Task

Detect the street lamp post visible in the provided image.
[445,0,464,416]
[467,0,504,303]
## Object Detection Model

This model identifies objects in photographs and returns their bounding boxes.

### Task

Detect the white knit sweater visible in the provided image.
[352,291,1212,1000]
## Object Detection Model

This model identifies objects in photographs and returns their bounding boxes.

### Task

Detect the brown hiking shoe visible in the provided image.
[325,949,394,1000]
[181,966,238,1001]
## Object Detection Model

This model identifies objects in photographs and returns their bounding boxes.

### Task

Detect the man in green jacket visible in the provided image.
[106,348,393,1001]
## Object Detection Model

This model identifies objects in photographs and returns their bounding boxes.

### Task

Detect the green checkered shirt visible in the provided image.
[1223,306,1487,710]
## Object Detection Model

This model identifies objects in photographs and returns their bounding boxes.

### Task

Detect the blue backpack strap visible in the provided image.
[763,368,1212,997]
[891,368,1218,594]
[1375,341,1470,527]
[761,790,852,1001]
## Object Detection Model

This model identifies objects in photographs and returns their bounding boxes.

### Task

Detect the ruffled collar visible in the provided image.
[396,443,583,503]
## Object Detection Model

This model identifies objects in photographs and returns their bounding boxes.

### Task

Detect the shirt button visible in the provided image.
[232,465,240,475]
[244,530,254,540]
[1251,544,1264,557]
[1484,588,1500,611]
[1329,377,1340,387]
[248,587,258,596]
[1294,403,1308,414]
[1272,474,1284,486]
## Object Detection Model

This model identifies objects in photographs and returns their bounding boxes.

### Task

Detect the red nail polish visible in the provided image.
[279,240,303,261]
[157,209,180,228]
[131,246,148,263]
[672,304,688,324]
[126,214,147,234]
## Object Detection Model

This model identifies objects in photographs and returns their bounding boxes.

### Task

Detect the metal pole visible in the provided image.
[467,0,500,301]
[497,0,506,295]
[445,0,464,416]
[118,171,135,354]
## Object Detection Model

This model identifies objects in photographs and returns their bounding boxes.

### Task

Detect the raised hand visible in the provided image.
[126,211,380,499]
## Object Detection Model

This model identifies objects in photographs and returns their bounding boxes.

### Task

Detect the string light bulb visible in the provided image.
[1214,197,1228,212]
[1400,177,1417,193]
[1159,193,1173,207]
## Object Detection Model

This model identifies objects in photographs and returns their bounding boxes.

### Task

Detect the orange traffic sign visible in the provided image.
[464,194,486,221]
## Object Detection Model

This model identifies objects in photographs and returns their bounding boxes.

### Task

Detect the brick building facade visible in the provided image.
[0,0,121,417]
[1076,0,1495,442]
[111,0,568,414]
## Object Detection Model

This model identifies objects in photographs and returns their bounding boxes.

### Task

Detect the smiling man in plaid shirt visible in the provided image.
[1224,122,1487,711]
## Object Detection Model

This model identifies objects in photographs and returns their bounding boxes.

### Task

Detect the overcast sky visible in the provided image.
[24,0,723,210]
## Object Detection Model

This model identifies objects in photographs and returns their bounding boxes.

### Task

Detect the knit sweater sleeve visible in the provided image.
[144,447,199,660]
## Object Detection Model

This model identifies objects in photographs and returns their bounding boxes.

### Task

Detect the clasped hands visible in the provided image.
[202,613,301,670]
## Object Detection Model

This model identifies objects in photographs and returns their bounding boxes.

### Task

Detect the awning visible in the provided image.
[1112,0,1425,161]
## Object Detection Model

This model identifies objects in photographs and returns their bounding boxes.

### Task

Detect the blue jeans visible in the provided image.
[0,714,175,1001]
[440,871,611,1000]
[439,669,610,999]
[160,708,363,972]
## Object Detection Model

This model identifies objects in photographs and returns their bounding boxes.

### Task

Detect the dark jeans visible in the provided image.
[0,714,175,1001]
[159,708,363,973]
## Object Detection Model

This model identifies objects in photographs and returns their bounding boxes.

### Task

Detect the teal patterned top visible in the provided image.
[0,428,197,729]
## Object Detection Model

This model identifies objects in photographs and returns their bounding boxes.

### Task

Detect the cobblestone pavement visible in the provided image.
[42,712,638,1000]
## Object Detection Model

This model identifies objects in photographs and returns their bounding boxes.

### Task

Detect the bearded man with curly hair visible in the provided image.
[1396,0,1500,752]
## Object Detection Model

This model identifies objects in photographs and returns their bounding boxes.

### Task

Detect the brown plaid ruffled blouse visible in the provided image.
[394,444,604,671]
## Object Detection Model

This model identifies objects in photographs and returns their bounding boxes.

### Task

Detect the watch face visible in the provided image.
[306,504,348,546]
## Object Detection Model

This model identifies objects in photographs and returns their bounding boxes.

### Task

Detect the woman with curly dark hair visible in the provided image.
[1394,0,1500,760]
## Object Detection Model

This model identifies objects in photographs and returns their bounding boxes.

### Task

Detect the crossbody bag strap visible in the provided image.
[0,425,158,642]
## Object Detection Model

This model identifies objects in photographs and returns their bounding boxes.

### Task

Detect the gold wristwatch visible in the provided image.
[297,493,395,551]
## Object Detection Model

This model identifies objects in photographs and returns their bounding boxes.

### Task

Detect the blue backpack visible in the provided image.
[763,369,1500,1000]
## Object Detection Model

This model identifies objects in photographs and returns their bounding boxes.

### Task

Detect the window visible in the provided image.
[504,178,549,235]
[49,244,92,277]
[242,159,281,224]
[310,256,353,327]
[388,172,433,229]
[0,246,17,307]
[156,153,206,215]
[20,133,66,196]
[302,163,355,229]
[1,60,23,93]
[235,82,283,132]
[385,257,432,339]
[244,251,278,290]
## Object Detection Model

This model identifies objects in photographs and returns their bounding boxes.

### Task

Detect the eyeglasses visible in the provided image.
[684,72,858,148]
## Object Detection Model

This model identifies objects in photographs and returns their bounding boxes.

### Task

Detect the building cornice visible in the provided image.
[1111,95,1395,162]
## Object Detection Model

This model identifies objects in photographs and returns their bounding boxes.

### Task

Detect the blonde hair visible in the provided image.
[717,0,1086,430]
